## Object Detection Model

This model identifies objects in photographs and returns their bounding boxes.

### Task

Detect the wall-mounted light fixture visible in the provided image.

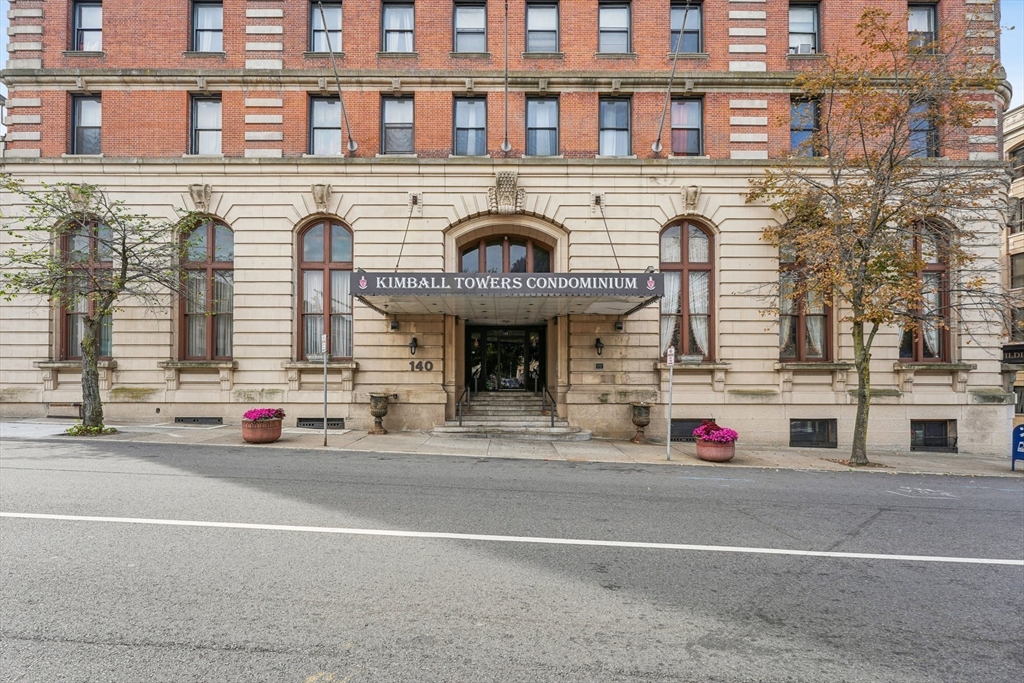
[614,321,624,332]
[595,338,604,356]
[409,337,419,355]
[390,319,399,331]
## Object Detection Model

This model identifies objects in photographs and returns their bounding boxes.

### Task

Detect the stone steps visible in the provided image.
[435,392,589,441]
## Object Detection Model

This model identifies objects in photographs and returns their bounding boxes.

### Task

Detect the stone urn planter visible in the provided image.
[368,392,390,435]
[695,439,736,462]
[241,408,286,444]
[630,402,651,444]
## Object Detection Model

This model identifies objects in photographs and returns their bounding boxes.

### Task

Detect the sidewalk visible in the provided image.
[1,418,1021,478]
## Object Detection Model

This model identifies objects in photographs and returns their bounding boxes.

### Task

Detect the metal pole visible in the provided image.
[322,333,328,447]
[317,1,356,153]
[666,346,675,461]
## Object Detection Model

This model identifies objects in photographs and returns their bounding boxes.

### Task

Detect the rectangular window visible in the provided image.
[789,419,838,448]
[454,97,487,156]
[599,99,631,157]
[599,3,630,54]
[193,2,223,52]
[789,4,818,54]
[382,97,414,154]
[790,99,819,156]
[526,97,558,156]
[670,2,701,53]
[310,97,342,155]
[1011,308,1024,342]
[383,2,414,52]
[1015,387,1024,414]
[191,97,222,155]
[526,2,558,53]
[909,103,938,158]
[1010,146,1024,180]
[65,293,113,359]
[1012,254,1024,290]
[670,418,712,442]
[910,420,957,452]
[1011,198,1024,236]
[908,4,937,51]
[73,2,103,51]
[454,1,487,53]
[671,99,701,156]
[72,95,102,155]
[310,1,342,53]
[779,272,828,361]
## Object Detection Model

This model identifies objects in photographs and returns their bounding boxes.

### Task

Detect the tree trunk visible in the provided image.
[850,320,870,466]
[80,317,104,428]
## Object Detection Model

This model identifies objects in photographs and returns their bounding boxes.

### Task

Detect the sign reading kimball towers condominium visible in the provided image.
[353,272,665,297]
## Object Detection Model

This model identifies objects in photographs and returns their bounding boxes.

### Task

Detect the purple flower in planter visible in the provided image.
[243,408,286,422]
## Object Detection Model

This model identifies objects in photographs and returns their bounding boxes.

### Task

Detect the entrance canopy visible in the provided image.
[353,272,663,325]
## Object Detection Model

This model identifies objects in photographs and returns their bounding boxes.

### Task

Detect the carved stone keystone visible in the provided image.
[311,184,333,212]
[189,184,213,212]
[488,172,525,215]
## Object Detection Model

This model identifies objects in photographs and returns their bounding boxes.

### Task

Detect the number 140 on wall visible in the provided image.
[409,360,434,371]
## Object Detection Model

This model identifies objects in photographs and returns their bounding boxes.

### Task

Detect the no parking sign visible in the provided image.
[1012,426,1024,471]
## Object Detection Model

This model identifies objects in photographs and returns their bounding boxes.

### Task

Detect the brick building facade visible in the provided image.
[0,0,1015,454]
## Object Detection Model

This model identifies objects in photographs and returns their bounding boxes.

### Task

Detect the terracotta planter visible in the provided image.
[630,402,651,444]
[696,439,736,462]
[368,392,390,435]
[241,418,283,444]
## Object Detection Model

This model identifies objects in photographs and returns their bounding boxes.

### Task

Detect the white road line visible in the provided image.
[3,512,1022,566]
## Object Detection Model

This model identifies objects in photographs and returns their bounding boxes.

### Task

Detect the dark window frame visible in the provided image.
[1009,145,1024,181]
[1012,253,1024,290]
[1010,197,1024,236]
[61,218,113,361]
[310,0,343,53]
[309,96,342,155]
[910,419,957,452]
[459,236,553,274]
[72,1,103,51]
[382,1,415,52]
[297,219,354,361]
[192,1,224,53]
[789,419,838,448]
[453,0,487,53]
[381,96,415,155]
[790,98,820,157]
[899,228,950,362]
[525,1,559,53]
[908,4,938,52]
[788,2,819,54]
[670,1,702,53]
[71,94,102,155]
[453,96,487,156]
[599,97,632,157]
[671,98,702,156]
[660,220,715,361]
[598,1,631,54]
[190,95,222,155]
[526,96,559,156]
[909,101,939,158]
[181,220,234,361]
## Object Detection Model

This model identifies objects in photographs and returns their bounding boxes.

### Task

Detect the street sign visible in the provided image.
[1013,425,1024,471]
[666,346,675,366]
[322,334,328,353]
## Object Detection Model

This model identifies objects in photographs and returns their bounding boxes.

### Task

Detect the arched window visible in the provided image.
[460,236,552,273]
[660,221,713,360]
[779,249,830,361]
[62,218,112,360]
[182,221,234,360]
[900,228,948,362]
[299,219,353,359]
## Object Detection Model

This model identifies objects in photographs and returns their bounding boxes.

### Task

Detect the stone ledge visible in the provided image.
[656,361,730,371]
[282,360,359,370]
[61,51,105,58]
[893,362,977,372]
[35,360,117,370]
[522,52,564,59]
[775,362,853,371]
[157,360,237,370]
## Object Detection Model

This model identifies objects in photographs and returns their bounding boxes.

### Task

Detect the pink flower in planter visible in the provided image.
[243,408,286,422]
[691,419,739,443]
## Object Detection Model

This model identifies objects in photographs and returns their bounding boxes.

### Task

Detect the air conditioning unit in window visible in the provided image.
[798,43,813,54]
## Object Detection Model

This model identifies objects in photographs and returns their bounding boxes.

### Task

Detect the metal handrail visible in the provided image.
[542,385,556,428]
[457,386,469,426]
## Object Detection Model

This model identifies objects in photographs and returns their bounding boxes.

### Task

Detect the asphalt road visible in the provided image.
[1,438,1022,682]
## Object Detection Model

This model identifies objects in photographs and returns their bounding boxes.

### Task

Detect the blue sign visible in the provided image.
[1012,426,1024,471]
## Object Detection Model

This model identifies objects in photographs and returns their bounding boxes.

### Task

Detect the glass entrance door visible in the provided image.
[467,327,545,392]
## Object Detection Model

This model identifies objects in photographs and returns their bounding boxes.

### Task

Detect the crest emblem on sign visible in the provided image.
[646,277,656,291]
[358,275,368,290]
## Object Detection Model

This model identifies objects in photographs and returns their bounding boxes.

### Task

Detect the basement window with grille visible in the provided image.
[174,416,224,425]
[671,418,711,442]
[296,417,346,430]
[910,420,958,453]
[789,418,837,448]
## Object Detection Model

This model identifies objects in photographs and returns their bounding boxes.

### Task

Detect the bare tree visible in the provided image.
[0,177,203,429]
[747,8,1011,464]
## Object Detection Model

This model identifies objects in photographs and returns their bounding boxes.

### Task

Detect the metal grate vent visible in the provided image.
[296,418,346,430]
[671,418,711,442]
[174,416,224,425]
